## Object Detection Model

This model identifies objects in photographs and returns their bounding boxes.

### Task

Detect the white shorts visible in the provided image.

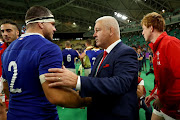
[153,109,176,120]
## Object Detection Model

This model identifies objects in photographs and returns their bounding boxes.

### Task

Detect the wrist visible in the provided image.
[81,97,92,107]
[75,76,81,90]
[140,96,145,100]
[74,75,78,88]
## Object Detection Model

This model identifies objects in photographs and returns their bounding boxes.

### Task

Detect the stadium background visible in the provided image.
[0,0,180,119]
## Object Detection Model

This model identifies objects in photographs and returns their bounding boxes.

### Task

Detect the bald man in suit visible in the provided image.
[45,16,139,120]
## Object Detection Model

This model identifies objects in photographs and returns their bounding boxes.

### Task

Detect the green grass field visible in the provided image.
[57,60,155,120]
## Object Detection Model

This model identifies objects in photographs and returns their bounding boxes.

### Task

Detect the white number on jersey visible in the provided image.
[8,61,22,93]
[92,57,96,65]
[67,54,71,62]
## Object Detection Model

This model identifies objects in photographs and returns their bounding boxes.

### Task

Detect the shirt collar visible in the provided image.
[1,42,8,49]
[149,32,167,52]
[105,39,121,53]
[20,33,44,38]
[65,48,72,50]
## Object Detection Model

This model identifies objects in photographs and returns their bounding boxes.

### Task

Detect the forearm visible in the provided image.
[42,81,89,108]
[55,87,90,108]
[0,99,7,120]
[137,89,144,98]
[80,58,84,67]
[0,110,7,120]
[79,52,86,59]
[3,82,9,99]
[81,97,92,107]
[138,57,143,60]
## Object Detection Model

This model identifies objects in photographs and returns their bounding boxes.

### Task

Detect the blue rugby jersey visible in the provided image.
[86,49,103,69]
[62,48,79,68]
[2,33,62,120]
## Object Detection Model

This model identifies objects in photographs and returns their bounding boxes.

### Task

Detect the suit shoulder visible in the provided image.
[117,42,134,52]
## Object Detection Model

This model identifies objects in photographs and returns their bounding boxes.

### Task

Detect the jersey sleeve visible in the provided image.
[166,39,180,78]
[85,50,90,56]
[75,50,79,57]
[161,38,180,104]
[1,54,7,81]
[38,43,62,75]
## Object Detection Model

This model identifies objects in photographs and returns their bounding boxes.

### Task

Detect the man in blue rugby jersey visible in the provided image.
[80,41,103,70]
[62,41,80,74]
[0,20,20,120]
[2,6,88,120]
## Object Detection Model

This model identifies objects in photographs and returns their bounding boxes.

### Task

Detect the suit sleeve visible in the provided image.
[80,47,138,97]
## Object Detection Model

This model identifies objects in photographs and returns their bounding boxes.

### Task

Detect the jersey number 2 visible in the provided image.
[8,61,22,93]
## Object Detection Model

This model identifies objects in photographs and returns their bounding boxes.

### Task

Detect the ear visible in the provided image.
[16,30,19,36]
[150,26,154,32]
[109,27,114,36]
[38,22,44,29]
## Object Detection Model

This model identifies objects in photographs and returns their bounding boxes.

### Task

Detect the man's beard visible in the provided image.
[45,35,53,41]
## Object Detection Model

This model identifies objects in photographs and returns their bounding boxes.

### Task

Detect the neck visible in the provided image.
[105,36,119,49]
[6,42,10,46]
[26,27,43,36]
[151,31,163,43]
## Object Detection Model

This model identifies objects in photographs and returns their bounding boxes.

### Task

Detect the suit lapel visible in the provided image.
[97,42,123,75]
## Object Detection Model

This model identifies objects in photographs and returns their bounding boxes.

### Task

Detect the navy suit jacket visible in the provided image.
[80,42,138,120]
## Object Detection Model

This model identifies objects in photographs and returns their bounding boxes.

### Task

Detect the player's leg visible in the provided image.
[151,109,164,120]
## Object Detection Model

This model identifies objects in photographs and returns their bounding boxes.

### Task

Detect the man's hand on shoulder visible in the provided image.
[45,66,78,89]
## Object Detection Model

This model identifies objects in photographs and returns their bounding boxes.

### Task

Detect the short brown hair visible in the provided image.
[65,41,71,47]
[141,12,165,32]
[1,19,20,31]
[1,19,21,36]
[25,6,52,21]
[85,39,91,45]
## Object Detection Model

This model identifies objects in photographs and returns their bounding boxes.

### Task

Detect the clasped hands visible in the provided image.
[45,66,78,89]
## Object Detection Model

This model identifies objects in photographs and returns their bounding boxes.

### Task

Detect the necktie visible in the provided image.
[97,51,108,71]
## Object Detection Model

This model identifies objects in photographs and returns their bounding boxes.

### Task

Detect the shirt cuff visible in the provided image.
[76,76,81,91]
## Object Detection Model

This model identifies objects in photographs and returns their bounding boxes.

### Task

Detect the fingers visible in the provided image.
[145,99,150,107]
[45,77,60,83]
[48,68,62,73]
[45,68,64,81]
[145,97,149,103]
[48,81,71,88]
[48,82,62,87]
[45,72,61,77]
[145,97,148,101]
[153,100,160,111]
[44,72,62,83]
